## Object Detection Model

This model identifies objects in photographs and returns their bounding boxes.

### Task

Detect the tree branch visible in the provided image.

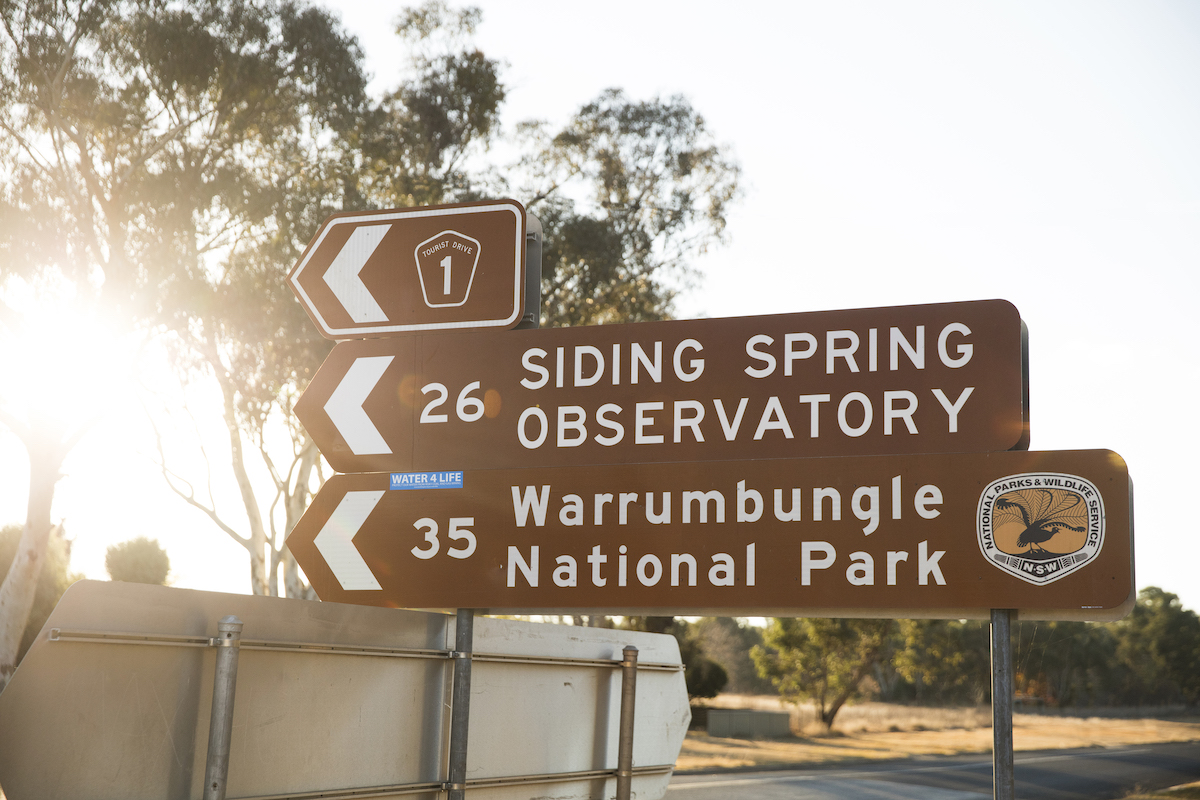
[141,392,252,550]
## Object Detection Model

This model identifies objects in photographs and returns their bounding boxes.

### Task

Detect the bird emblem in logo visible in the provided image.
[977,473,1104,585]
[997,489,1087,556]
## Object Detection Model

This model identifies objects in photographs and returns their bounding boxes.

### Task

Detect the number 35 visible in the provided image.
[411,517,476,559]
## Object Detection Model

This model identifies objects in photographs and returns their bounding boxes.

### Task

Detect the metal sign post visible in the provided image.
[991,609,1016,800]
[447,608,475,800]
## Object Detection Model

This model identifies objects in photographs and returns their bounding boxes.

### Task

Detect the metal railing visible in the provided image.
[48,613,680,800]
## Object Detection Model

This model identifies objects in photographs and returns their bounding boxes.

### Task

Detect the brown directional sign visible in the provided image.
[289,200,526,339]
[295,299,1028,474]
[286,449,1132,621]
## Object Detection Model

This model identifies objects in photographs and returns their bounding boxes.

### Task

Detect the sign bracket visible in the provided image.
[515,211,542,329]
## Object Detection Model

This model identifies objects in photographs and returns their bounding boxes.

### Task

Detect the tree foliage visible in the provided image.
[359,1,502,208]
[520,90,739,327]
[895,590,1200,708]
[1010,620,1117,706]
[752,618,895,729]
[596,593,1200,724]
[0,0,370,680]
[740,590,1200,725]
[1110,587,1200,705]
[105,536,170,585]
[0,0,741,616]
[1,0,367,321]
[894,619,992,705]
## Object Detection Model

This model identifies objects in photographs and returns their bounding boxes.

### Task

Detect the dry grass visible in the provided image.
[1124,783,1200,799]
[703,694,993,736]
[678,697,1200,774]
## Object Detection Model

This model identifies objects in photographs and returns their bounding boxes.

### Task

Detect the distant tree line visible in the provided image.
[670,588,1200,729]
[892,587,1200,710]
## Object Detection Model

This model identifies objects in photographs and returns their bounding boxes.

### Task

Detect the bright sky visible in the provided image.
[2,1,1197,614]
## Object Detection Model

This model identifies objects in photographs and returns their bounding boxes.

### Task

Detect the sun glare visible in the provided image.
[0,288,139,441]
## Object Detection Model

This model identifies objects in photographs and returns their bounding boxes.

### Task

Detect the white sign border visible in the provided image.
[290,201,525,338]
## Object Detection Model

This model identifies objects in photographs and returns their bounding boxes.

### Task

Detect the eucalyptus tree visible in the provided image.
[1,0,741,636]
[0,523,74,669]
[128,0,369,600]
[149,4,740,600]
[136,0,507,602]
[0,0,368,681]
[894,618,991,704]
[752,617,895,730]
[518,89,740,327]
[159,0,510,600]
[357,1,504,208]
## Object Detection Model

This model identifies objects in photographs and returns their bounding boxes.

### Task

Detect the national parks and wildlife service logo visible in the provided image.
[977,473,1105,585]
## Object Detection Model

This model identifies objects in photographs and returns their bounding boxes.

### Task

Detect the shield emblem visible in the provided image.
[977,473,1105,585]
[414,230,482,308]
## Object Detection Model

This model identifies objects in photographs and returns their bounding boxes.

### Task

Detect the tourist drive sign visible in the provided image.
[289,200,527,338]
[285,448,1131,621]
[294,299,1028,473]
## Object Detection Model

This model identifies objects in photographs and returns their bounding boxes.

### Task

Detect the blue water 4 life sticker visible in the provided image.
[390,471,464,490]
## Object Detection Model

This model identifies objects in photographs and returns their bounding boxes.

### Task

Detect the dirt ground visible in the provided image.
[677,696,1200,773]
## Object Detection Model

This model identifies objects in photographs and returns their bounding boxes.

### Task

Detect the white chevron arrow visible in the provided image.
[323,224,391,322]
[315,490,384,591]
[324,356,394,455]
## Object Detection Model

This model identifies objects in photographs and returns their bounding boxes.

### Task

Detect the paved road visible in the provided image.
[668,741,1200,800]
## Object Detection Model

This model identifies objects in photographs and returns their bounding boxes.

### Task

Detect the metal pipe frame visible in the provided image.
[47,628,681,670]
[223,765,675,800]
[615,645,639,800]
[203,615,244,800]
[49,621,678,800]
